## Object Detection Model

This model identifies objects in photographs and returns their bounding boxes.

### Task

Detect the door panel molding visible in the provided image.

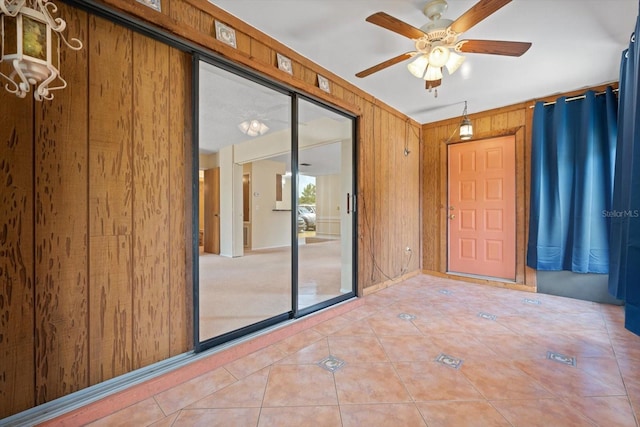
[447,135,516,281]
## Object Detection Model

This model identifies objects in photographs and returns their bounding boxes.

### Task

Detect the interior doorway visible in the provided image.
[447,136,516,281]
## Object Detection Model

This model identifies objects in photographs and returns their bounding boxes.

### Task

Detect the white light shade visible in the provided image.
[428,45,450,68]
[407,55,429,78]
[424,65,443,82]
[445,51,465,75]
[460,118,473,140]
[238,119,269,137]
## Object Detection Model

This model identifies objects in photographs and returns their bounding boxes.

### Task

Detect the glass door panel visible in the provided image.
[297,98,355,311]
[198,60,292,343]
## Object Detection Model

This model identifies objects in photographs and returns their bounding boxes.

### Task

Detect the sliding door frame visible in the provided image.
[193,56,358,352]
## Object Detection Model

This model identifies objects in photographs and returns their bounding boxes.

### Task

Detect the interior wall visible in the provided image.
[251,160,290,250]
[0,0,421,418]
[0,4,192,418]
[316,174,341,237]
[422,83,617,292]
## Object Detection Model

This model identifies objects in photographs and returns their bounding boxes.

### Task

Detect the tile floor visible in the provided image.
[48,275,640,426]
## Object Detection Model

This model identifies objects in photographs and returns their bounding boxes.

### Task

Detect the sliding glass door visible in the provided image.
[195,58,356,350]
[296,98,354,314]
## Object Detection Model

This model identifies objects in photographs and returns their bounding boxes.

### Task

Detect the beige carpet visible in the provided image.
[198,240,346,340]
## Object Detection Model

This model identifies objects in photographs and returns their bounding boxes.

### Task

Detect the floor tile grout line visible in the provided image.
[255,365,272,427]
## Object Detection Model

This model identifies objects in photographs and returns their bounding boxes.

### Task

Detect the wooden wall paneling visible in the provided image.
[421,127,440,271]
[372,106,383,283]
[250,39,273,67]
[169,48,192,356]
[421,128,433,271]
[302,67,316,87]
[358,99,368,289]
[290,61,304,80]
[341,88,356,107]
[524,103,537,287]
[198,10,215,37]
[0,70,35,419]
[234,31,251,56]
[88,17,134,385]
[357,98,373,291]
[331,84,343,100]
[398,120,408,271]
[399,119,407,272]
[491,112,508,131]
[382,111,392,277]
[438,126,449,273]
[412,123,422,271]
[412,123,420,270]
[132,34,171,369]
[389,115,399,276]
[508,109,525,128]
[514,128,526,284]
[475,116,492,138]
[169,0,200,31]
[382,111,391,276]
[34,5,90,404]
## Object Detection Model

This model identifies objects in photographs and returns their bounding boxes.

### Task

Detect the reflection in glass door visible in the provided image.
[296,98,354,313]
[197,60,292,344]
[195,58,356,350]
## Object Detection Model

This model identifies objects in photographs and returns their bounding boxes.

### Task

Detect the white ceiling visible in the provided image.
[211,0,638,123]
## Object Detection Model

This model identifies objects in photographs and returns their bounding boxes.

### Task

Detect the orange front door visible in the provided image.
[448,136,516,280]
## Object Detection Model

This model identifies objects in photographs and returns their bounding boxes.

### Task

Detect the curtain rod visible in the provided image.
[528,88,619,108]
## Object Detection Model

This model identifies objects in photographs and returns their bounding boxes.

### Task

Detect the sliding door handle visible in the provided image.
[347,193,350,214]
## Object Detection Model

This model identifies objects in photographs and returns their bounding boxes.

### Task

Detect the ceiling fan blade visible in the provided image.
[426,79,441,90]
[355,52,415,78]
[366,12,426,40]
[457,40,531,56]
[449,0,512,34]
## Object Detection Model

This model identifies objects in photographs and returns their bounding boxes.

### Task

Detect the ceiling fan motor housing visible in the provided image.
[423,0,448,21]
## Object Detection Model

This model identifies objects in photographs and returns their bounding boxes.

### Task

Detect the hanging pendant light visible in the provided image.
[459,101,473,140]
[0,0,83,101]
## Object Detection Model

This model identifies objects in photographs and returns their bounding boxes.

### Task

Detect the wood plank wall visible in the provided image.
[0,0,420,418]
[0,4,192,417]
[86,0,423,290]
[422,83,617,290]
[0,67,35,418]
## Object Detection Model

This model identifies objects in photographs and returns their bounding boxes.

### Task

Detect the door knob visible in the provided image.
[448,214,456,219]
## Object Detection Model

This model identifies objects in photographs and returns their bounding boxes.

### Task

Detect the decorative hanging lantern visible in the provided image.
[0,0,82,101]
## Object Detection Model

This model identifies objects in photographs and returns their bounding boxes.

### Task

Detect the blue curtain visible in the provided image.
[527,88,618,274]
[609,14,640,336]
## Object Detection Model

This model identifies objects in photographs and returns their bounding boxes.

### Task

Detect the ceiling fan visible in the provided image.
[355,0,532,90]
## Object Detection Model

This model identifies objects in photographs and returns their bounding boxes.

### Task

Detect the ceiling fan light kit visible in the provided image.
[357,0,532,92]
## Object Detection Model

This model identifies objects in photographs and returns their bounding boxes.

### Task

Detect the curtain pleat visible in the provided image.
[527,88,618,274]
